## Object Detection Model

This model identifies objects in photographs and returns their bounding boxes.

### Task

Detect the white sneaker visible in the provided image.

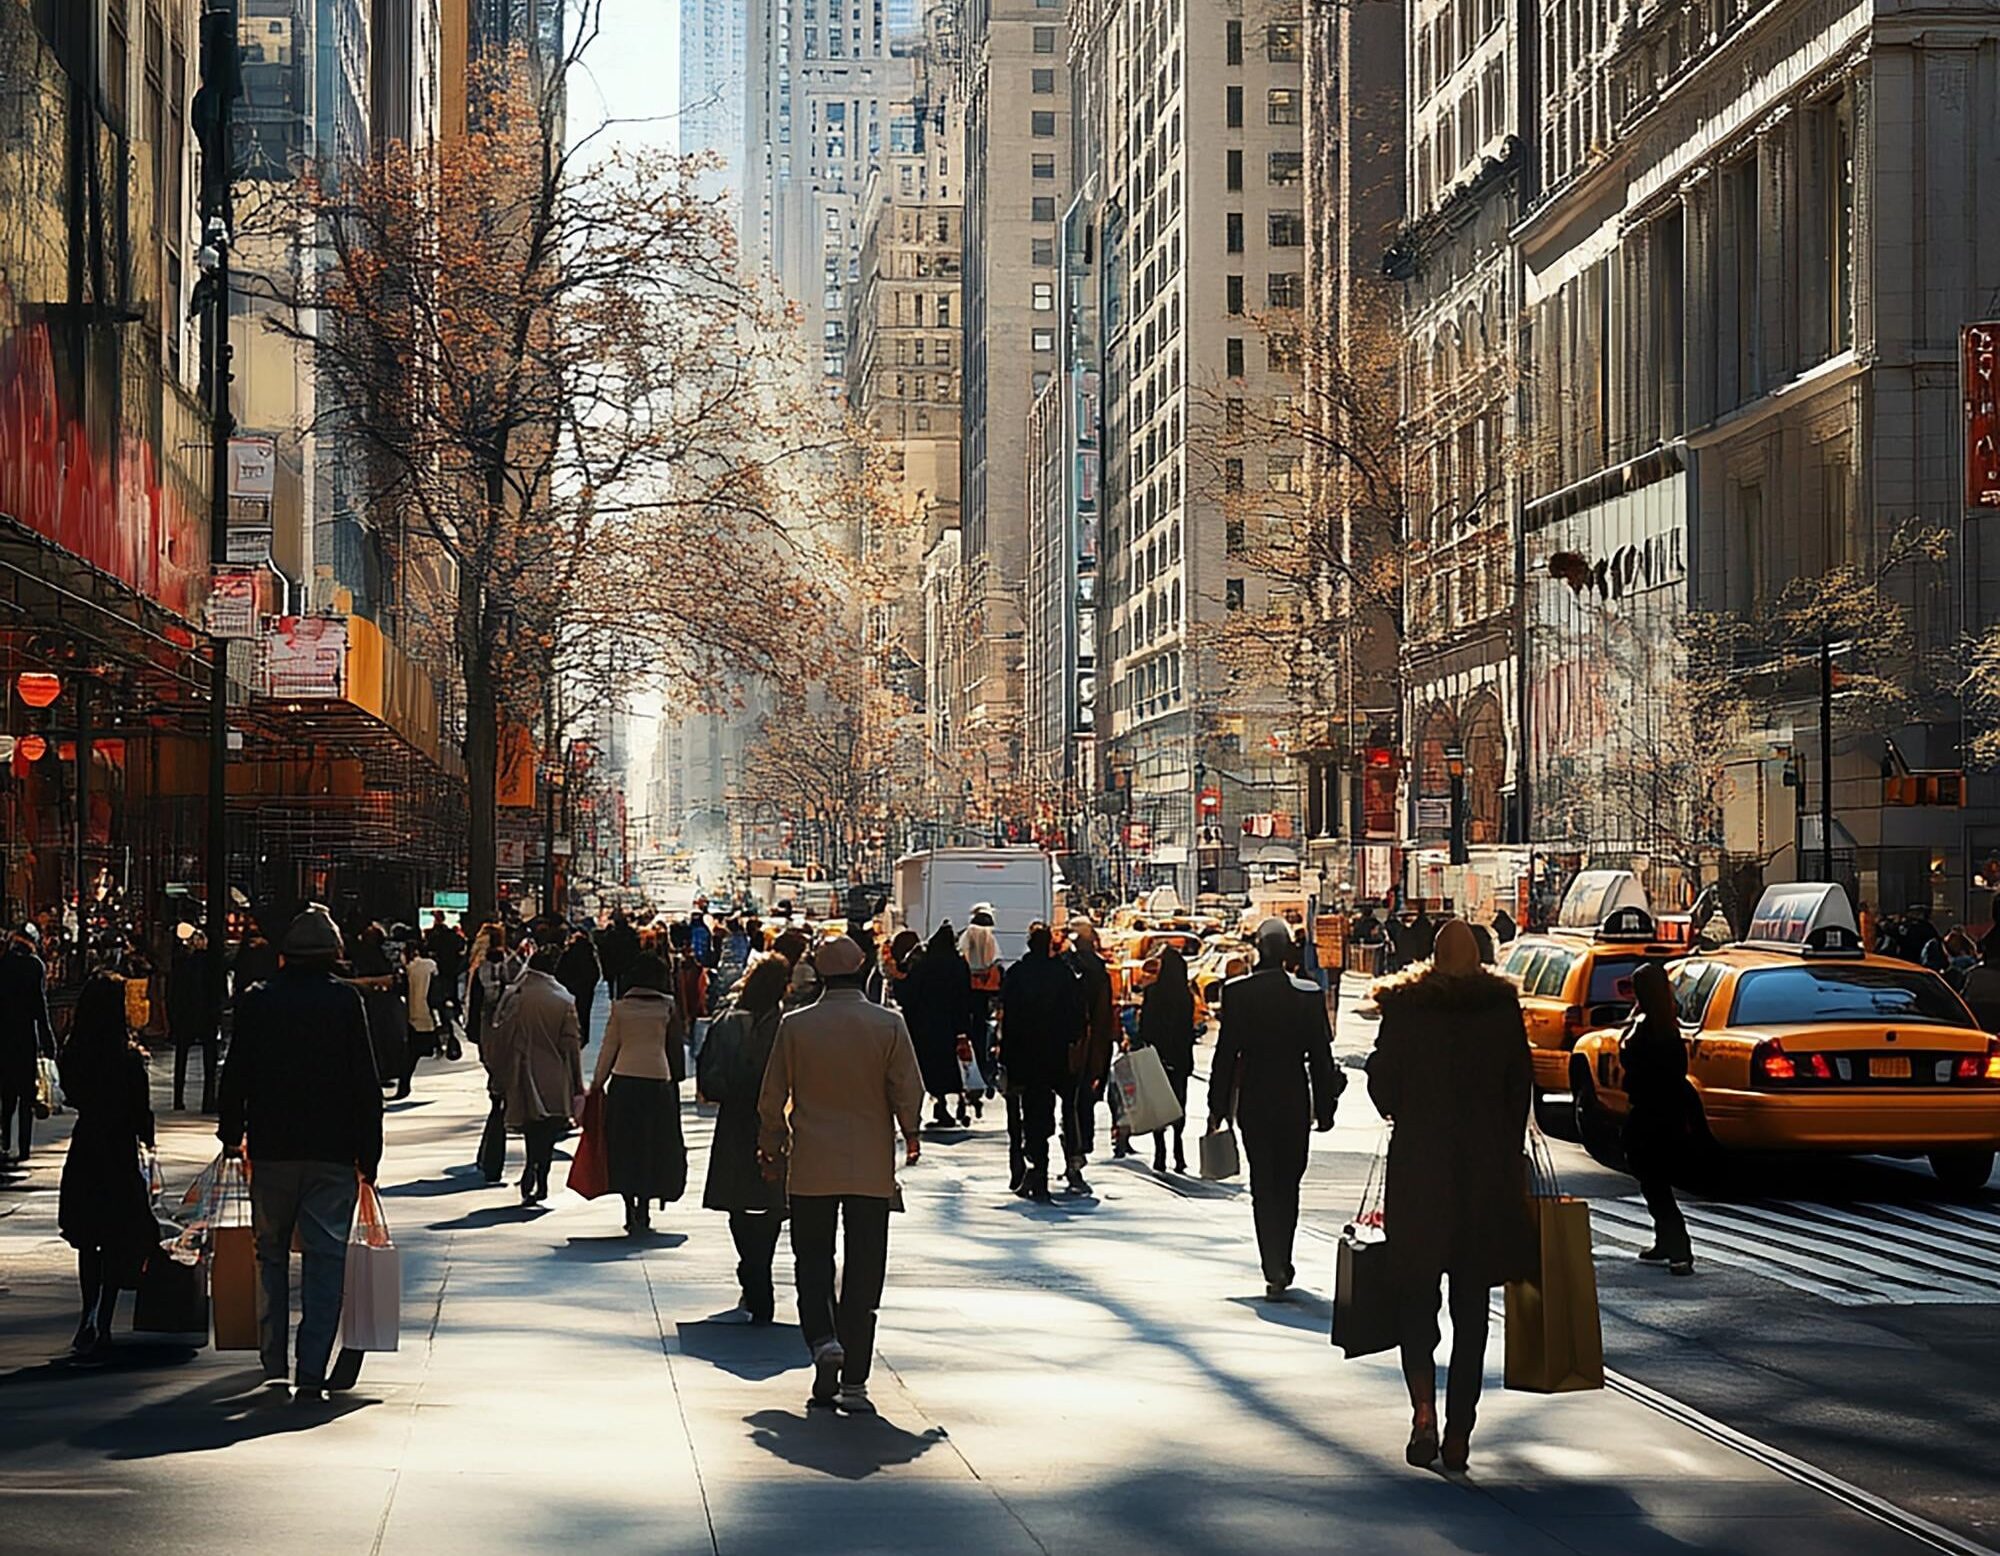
[810,1340,845,1404]
[837,1382,877,1415]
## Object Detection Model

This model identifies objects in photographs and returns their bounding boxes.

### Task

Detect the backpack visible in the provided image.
[698,1008,752,1103]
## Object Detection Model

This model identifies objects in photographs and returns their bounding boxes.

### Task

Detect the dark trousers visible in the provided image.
[250,1159,358,1386]
[1019,1085,1056,1181]
[523,1117,564,1189]
[1242,1119,1309,1287]
[1638,1173,1691,1260]
[1060,1076,1099,1164]
[1399,1269,1492,1435]
[790,1193,892,1385]
[968,992,994,1086]
[1,1070,33,1158]
[730,1210,784,1316]
[1152,1070,1190,1166]
[172,1031,220,1110]
[75,1246,123,1335]
[1005,1089,1027,1184]
[478,1094,508,1182]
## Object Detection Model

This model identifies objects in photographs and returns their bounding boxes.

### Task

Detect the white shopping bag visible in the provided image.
[1111,1047,1184,1136]
[339,1183,401,1352]
[960,1053,986,1093]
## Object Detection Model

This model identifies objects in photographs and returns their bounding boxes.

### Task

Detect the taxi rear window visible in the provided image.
[1729,966,1972,1027]
[1586,956,1644,1005]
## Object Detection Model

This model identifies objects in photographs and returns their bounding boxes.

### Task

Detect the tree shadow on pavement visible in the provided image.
[743,1407,945,1480]
[677,1317,801,1381]
[68,1368,371,1459]
[554,1232,688,1261]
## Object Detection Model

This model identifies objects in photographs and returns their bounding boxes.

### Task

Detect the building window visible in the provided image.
[1032,237,1055,265]
[1266,22,1299,60]
[1226,274,1244,313]
[1268,150,1302,185]
[1032,68,1055,93]
[1225,397,1245,434]
[1226,337,1245,376]
[1267,88,1300,125]
[1033,328,1055,351]
[1032,196,1056,220]
[1032,153,1056,179]
[1226,20,1242,63]
[1226,212,1244,253]
[1226,86,1243,128]
[1226,515,1245,553]
[1033,282,1055,310]
[1032,110,1056,137]
[1225,578,1245,611]
[1267,272,1302,308]
[1033,25,1056,51]
[1227,148,1243,190]
[1224,457,1244,492]
[1268,211,1305,247]
[1268,453,1300,491]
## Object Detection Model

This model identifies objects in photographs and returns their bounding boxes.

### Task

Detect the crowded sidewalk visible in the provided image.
[0,1021,1930,1555]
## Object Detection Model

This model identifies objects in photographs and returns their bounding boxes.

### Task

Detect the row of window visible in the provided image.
[1224,273,1305,313]
[1224,87,1300,128]
[1226,149,1304,189]
[1414,0,1505,105]
[1224,212,1306,252]
[1223,19,1301,65]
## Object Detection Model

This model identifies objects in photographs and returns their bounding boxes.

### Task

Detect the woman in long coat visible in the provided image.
[1367,920,1535,1473]
[589,952,687,1235]
[1133,942,1197,1173]
[901,925,973,1127]
[1621,960,1698,1275]
[488,947,586,1204]
[698,954,791,1321]
[57,973,158,1362]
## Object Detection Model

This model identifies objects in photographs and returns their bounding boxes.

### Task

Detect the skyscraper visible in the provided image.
[680,0,746,214]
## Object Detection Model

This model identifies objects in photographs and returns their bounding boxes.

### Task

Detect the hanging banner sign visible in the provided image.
[262,615,347,699]
[1962,322,2000,508]
[228,436,278,499]
[207,568,260,639]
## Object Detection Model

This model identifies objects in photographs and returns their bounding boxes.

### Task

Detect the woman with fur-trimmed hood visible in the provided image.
[1367,920,1536,1474]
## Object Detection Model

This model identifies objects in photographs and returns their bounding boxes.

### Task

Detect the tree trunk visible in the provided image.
[462,557,499,926]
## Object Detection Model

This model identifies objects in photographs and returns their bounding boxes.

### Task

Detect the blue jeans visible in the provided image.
[250,1160,357,1385]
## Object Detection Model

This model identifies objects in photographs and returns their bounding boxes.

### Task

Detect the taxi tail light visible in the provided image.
[1968,1039,2000,1083]
[1805,1052,1835,1081]
[1752,1039,1796,1083]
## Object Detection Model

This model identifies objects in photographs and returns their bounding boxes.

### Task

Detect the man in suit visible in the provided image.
[1207,917,1342,1301]
[758,934,925,1415]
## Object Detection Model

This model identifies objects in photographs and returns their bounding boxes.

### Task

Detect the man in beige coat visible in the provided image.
[484,947,584,1206]
[758,934,924,1414]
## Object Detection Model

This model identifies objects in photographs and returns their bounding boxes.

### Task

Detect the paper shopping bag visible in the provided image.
[1111,1047,1185,1137]
[1198,1125,1241,1181]
[1332,1229,1400,1358]
[565,1089,613,1200]
[210,1225,260,1350]
[1504,1195,1605,1392]
[339,1185,401,1352]
[133,1248,210,1337]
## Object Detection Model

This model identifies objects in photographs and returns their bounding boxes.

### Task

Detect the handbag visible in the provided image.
[1110,1047,1184,1136]
[1198,1125,1240,1180]
[133,1245,210,1336]
[205,1156,259,1351]
[1504,1124,1605,1393]
[33,1056,60,1119]
[1332,1140,1398,1357]
[339,1182,401,1352]
[565,1088,613,1200]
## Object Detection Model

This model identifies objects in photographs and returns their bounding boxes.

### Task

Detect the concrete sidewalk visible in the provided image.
[0,1034,1933,1554]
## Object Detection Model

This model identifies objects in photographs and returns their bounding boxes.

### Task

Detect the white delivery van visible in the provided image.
[892,848,1055,960]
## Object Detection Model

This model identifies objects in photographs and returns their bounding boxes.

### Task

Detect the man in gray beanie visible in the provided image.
[218,905,383,1401]
[1206,917,1342,1301]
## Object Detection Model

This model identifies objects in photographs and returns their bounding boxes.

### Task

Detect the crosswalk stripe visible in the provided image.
[1858,1201,2000,1255]
[1765,1201,2000,1274]
[1591,1196,2000,1305]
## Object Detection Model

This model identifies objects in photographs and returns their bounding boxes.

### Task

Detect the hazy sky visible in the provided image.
[571,0,681,156]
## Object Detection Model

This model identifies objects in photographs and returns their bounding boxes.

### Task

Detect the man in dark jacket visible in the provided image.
[0,923,56,1163]
[1061,920,1118,1192]
[555,930,603,1038]
[597,909,641,996]
[424,912,467,1053]
[1207,918,1342,1300]
[168,932,223,1112]
[218,905,383,1402]
[998,924,1085,1203]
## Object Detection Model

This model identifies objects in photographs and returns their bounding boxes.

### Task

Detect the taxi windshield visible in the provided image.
[1729,965,1970,1027]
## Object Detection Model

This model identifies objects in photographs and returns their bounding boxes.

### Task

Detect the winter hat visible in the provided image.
[1431,920,1480,975]
[1254,917,1293,957]
[812,934,867,977]
[280,904,344,958]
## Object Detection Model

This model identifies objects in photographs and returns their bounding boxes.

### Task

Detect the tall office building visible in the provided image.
[680,0,746,214]
[745,0,913,386]
[958,0,1071,823]
[1071,0,1306,897]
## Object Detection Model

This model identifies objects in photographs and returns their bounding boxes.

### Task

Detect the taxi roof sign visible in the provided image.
[1743,883,1858,950]
[1554,870,1650,933]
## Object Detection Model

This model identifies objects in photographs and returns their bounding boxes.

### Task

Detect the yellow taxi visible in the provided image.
[1498,871,1683,1125]
[1110,926,1206,1011]
[1570,884,2000,1190]
[1189,936,1253,1029]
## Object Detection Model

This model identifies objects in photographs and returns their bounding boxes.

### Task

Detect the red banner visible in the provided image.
[0,319,207,618]
[1964,322,2000,509]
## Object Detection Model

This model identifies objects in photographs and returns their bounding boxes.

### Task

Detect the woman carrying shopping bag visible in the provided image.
[1132,943,1196,1173]
[56,973,159,1364]
[1366,920,1535,1473]
[589,952,687,1235]
[699,954,791,1321]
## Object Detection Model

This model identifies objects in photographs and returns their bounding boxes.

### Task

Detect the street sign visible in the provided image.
[228,435,277,499]
[207,567,259,639]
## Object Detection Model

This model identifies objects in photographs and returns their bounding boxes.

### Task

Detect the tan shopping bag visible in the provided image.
[210,1225,261,1350]
[1503,1195,1605,1393]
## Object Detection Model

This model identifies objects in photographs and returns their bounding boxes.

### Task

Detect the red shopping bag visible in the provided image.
[566,1089,613,1200]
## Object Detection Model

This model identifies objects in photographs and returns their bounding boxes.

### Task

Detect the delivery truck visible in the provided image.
[891,848,1055,960]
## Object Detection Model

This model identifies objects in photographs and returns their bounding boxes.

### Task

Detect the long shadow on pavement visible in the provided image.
[678,1316,802,1381]
[68,1368,373,1459]
[555,1233,688,1260]
[743,1407,945,1481]
[1226,1291,1335,1333]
